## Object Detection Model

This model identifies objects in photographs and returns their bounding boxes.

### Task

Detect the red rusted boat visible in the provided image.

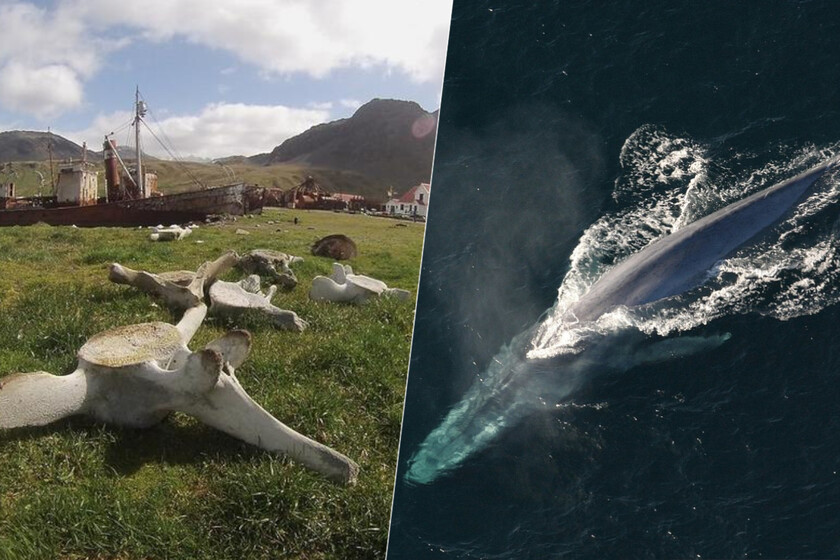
[0,89,265,227]
[0,183,265,227]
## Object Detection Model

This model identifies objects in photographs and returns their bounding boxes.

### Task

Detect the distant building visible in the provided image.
[385,182,430,218]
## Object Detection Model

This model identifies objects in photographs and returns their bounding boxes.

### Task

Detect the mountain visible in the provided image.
[0,131,96,162]
[0,131,162,166]
[252,99,437,190]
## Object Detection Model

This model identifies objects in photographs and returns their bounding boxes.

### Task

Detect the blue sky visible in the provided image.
[0,0,452,158]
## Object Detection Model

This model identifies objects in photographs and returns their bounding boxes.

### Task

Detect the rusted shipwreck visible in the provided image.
[0,180,265,227]
[266,176,363,211]
[0,91,265,227]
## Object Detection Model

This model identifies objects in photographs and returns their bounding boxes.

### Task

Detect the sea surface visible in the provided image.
[387,1,840,558]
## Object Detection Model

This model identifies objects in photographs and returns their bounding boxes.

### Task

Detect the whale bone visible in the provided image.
[0,316,357,484]
[108,251,239,310]
[237,249,302,290]
[209,275,308,332]
[309,263,411,303]
[109,253,306,331]
[149,224,192,241]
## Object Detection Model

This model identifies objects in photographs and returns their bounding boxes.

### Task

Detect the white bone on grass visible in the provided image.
[309,263,412,303]
[0,255,358,485]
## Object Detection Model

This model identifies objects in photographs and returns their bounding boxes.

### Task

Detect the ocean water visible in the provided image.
[387,1,840,558]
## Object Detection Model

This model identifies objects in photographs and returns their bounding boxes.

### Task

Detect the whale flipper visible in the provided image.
[629,333,732,367]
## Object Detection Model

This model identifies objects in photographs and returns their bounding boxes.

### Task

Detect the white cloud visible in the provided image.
[62,103,330,159]
[55,109,133,154]
[340,99,363,110]
[0,63,84,119]
[0,2,104,119]
[0,0,452,119]
[0,3,100,74]
[71,0,452,82]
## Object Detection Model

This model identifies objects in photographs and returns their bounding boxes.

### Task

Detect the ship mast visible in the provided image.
[47,127,55,194]
[134,86,146,195]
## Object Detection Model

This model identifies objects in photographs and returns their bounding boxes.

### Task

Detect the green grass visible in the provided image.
[0,209,424,560]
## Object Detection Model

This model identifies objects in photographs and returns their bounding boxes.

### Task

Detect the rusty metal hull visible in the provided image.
[0,184,265,227]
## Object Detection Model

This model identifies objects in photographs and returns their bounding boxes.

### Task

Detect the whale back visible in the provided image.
[569,161,834,322]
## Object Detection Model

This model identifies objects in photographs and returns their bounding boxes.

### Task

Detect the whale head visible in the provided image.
[404,326,589,485]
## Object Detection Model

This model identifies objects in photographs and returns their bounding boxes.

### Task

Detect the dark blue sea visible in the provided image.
[387,1,840,558]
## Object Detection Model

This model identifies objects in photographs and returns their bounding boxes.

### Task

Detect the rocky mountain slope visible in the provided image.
[0,131,94,162]
[252,98,437,190]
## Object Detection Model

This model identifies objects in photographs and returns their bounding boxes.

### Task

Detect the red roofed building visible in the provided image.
[385,182,430,218]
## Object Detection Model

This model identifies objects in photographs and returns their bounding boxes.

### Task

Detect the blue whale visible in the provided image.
[405,159,836,485]
[570,160,836,321]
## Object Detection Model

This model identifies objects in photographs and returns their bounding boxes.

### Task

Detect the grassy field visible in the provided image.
[0,208,424,559]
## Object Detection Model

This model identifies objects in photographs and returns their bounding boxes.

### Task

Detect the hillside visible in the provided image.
[0,131,95,162]
[253,98,437,190]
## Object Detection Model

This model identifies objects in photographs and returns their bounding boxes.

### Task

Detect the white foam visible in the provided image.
[529,128,840,359]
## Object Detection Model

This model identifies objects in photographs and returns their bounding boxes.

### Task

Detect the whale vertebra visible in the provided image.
[1,253,358,485]
[405,158,836,485]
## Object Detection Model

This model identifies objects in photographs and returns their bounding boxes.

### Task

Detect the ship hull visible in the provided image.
[0,184,265,227]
